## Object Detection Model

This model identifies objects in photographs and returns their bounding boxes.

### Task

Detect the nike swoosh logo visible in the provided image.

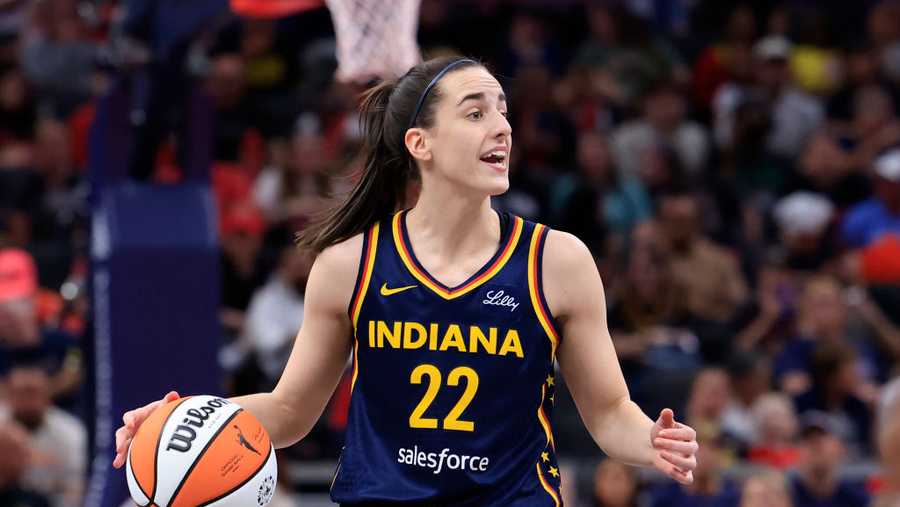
[380,283,418,296]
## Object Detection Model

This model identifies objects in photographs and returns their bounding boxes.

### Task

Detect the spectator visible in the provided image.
[0,66,37,142]
[550,131,651,250]
[741,471,794,507]
[721,352,772,446]
[206,53,255,164]
[845,85,900,172]
[19,0,103,114]
[827,43,900,126]
[591,459,641,507]
[252,113,332,229]
[866,1,900,84]
[694,4,757,114]
[752,35,825,161]
[686,368,733,442]
[794,342,874,456]
[0,364,86,507]
[27,118,87,288]
[500,11,563,78]
[611,80,710,179]
[0,421,50,507]
[789,411,871,507]
[572,5,687,109]
[240,246,314,388]
[658,190,749,360]
[218,202,268,338]
[659,190,748,322]
[711,42,756,151]
[0,249,80,402]
[775,275,899,396]
[772,192,836,272]
[747,393,801,470]
[842,148,900,248]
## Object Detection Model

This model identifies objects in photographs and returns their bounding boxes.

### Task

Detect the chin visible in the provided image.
[453,170,509,197]
[485,177,510,196]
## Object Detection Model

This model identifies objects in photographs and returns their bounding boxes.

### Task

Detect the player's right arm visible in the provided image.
[113,234,362,468]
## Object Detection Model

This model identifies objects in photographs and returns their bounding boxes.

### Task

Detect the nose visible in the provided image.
[492,110,512,139]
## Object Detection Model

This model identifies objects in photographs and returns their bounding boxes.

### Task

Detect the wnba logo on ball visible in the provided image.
[166,398,232,452]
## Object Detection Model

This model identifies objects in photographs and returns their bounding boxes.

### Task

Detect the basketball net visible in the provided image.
[324,0,422,83]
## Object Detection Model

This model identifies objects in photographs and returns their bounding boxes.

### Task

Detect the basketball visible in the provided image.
[125,396,278,507]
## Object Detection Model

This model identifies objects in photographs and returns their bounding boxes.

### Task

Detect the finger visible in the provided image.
[116,431,134,453]
[672,421,696,436]
[670,468,694,485]
[134,398,166,426]
[112,447,129,469]
[658,427,696,441]
[654,438,699,456]
[660,451,697,471]
[123,411,135,429]
[115,427,131,452]
[657,408,676,429]
[654,455,689,484]
[164,391,180,402]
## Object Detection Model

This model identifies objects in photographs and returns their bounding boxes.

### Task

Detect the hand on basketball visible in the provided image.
[112,391,180,469]
[650,408,697,485]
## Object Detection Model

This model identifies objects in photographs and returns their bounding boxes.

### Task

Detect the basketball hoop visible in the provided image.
[324,0,422,83]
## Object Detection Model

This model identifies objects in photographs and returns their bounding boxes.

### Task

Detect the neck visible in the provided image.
[802,467,837,496]
[406,186,496,263]
[824,387,846,408]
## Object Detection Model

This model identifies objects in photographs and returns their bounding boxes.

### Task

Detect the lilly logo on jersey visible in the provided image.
[166,398,232,453]
[482,290,519,312]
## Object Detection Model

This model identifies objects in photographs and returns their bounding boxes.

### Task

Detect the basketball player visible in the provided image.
[112,57,698,505]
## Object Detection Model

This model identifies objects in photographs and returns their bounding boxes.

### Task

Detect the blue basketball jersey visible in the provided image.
[330,210,563,506]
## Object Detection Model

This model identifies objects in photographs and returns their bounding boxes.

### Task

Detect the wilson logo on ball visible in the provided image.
[166,398,232,453]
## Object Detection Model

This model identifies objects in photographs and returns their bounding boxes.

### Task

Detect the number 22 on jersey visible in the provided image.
[409,364,479,432]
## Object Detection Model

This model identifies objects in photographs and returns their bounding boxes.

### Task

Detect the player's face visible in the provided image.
[426,67,512,195]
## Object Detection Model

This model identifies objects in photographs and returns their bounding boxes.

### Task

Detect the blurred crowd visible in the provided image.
[2,0,900,505]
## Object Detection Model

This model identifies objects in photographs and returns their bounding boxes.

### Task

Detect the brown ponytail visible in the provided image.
[296,56,481,251]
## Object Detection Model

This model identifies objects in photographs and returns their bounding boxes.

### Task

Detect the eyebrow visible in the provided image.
[457,92,507,106]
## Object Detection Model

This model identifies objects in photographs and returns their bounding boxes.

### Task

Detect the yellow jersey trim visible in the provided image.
[527,224,559,362]
[536,462,561,507]
[391,212,524,300]
[350,223,379,393]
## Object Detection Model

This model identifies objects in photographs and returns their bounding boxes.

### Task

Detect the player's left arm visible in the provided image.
[542,230,697,484]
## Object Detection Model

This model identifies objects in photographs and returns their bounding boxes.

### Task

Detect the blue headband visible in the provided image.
[407,59,477,130]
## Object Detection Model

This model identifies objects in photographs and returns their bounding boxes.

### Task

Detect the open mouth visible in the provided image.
[479,150,507,170]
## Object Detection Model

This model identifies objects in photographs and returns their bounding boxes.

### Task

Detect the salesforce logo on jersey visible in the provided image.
[398,445,489,474]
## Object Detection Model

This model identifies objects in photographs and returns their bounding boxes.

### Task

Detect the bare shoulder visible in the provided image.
[315,232,364,273]
[541,229,604,318]
[306,233,365,314]
[542,229,594,272]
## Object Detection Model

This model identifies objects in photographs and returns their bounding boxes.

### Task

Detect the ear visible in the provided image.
[404,127,432,164]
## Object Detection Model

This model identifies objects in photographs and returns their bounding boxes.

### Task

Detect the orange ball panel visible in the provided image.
[130,398,190,501]
[170,410,272,507]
